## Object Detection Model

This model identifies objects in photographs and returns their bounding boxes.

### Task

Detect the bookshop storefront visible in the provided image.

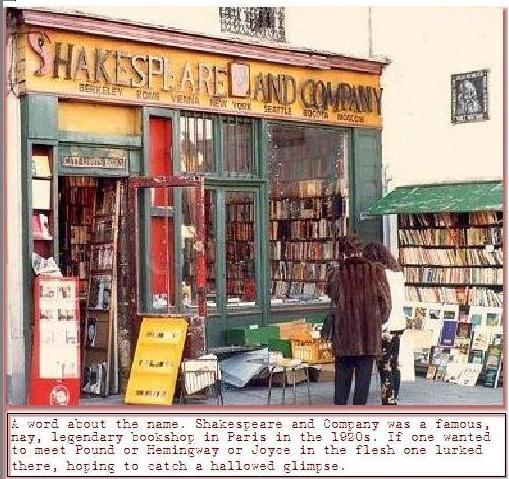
[14,9,386,398]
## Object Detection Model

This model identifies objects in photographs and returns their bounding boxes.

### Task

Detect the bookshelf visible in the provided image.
[31,146,55,259]
[225,193,257,303]
[57,179,123,397]
[82,180,121,397]
[400,212,503,388]
[269,181,349,301]
[399,212,503,307]
[60,177,98,302]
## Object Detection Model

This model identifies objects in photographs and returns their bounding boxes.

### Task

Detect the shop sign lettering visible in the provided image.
[61,155,127,169]
[26,31,383,127]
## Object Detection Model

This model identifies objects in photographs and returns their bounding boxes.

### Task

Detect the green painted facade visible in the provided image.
[21,93,384,361]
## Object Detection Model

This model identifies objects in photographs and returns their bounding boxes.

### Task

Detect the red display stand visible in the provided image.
[29,276,80,406]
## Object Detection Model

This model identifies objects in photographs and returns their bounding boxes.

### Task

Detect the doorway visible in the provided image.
[58,176,128,396]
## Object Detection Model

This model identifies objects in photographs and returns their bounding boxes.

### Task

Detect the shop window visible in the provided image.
[180,113,214,174]
[225,191,257,306]
[182,188,217,309]
[219,7,286,42]
[268,124,349,305]
[223,117,253,175]
[150,117,173,175]
[147,187,176,312]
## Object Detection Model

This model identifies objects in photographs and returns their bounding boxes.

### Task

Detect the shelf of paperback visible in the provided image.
[81,180,122,397]
[225,197,257,303]
[399,212,503,307]
[269,189,349,305]
[31,147,55,259]
[398,212,503,387]
[404,302,503,387]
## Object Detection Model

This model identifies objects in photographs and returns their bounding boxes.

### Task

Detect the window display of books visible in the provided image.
[404,302,503,387]
[225,193,257,304]
[269,181,348,305]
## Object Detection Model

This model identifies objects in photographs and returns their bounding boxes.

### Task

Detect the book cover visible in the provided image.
[32,179,51,210]
[444,362,464,383]
[426,365,437,380]
[471,327,490,351]
[485,312,500,326]
[39,213,50,238]
[468,350,484,364]
[485,343,502,368]
[439,320,458,347]
[32,214,42,237]
[457,363,482,387]
[32,155,51,177]
[85,318,97,348]
[484,366,500,388]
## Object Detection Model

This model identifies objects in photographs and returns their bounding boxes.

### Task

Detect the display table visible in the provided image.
[267,362,311,405]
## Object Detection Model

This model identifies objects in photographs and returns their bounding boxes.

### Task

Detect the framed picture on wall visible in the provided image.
[451,69,489,123]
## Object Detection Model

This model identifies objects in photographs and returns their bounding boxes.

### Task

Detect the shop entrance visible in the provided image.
[58,176,129,396]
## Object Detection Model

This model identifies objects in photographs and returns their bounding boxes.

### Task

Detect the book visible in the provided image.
[457,364,482,387]
[32,179,51,210]
[439,320,458,347]
[444,362,464,383]
[484,367,500,388]
[85,318,97,347]
[32,155,51,177]
[471,327,490,351]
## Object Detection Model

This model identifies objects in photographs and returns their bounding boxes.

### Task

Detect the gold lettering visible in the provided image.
[53,42,74,80]
[115,51,131,87]
[282,75,296,105]
[338,83,352,111]
[267,74,282,103]
[180,62,195,92]
[213,66,227,97]
[349,86,361,112]
[94,49,111,83]
[252,73,267,102]
[148,56,163,88]
[73,46,90,80]
[131,55,146,88]
[300,79,315,108]
[198,63,212,95]
[162,58,174,91]
[315,81,329,109]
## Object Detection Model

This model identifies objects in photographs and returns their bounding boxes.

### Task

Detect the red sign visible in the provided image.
[29,276,81,406]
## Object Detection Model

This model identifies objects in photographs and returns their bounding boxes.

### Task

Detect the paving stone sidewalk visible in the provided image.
[81,377,503,406]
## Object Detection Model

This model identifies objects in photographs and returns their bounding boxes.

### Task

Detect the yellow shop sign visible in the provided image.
[24,30,383,127]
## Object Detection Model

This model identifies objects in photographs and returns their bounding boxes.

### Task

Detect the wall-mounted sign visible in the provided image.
[29,276,80,406]
[59,146,128,174]
[23,30,383,128]
[451,70,489,124]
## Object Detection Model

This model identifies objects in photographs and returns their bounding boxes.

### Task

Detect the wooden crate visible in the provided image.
[292,341,320,362]
[276,320,313,342]
[292,339,333,363]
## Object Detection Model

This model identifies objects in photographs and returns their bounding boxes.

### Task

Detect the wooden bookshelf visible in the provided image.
[31,146,55,259]
[81,180,122,397]
[269,188,348,301]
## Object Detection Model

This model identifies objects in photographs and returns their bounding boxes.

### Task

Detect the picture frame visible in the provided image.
[451,69,489,123]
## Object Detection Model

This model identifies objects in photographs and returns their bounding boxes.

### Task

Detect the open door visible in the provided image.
[127,175,207,338]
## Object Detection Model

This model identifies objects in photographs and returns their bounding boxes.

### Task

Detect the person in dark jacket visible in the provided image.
[363,241,406,405]
[329,235,392,405]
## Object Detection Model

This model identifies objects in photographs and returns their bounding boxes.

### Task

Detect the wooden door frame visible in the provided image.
[127,175,207,340]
